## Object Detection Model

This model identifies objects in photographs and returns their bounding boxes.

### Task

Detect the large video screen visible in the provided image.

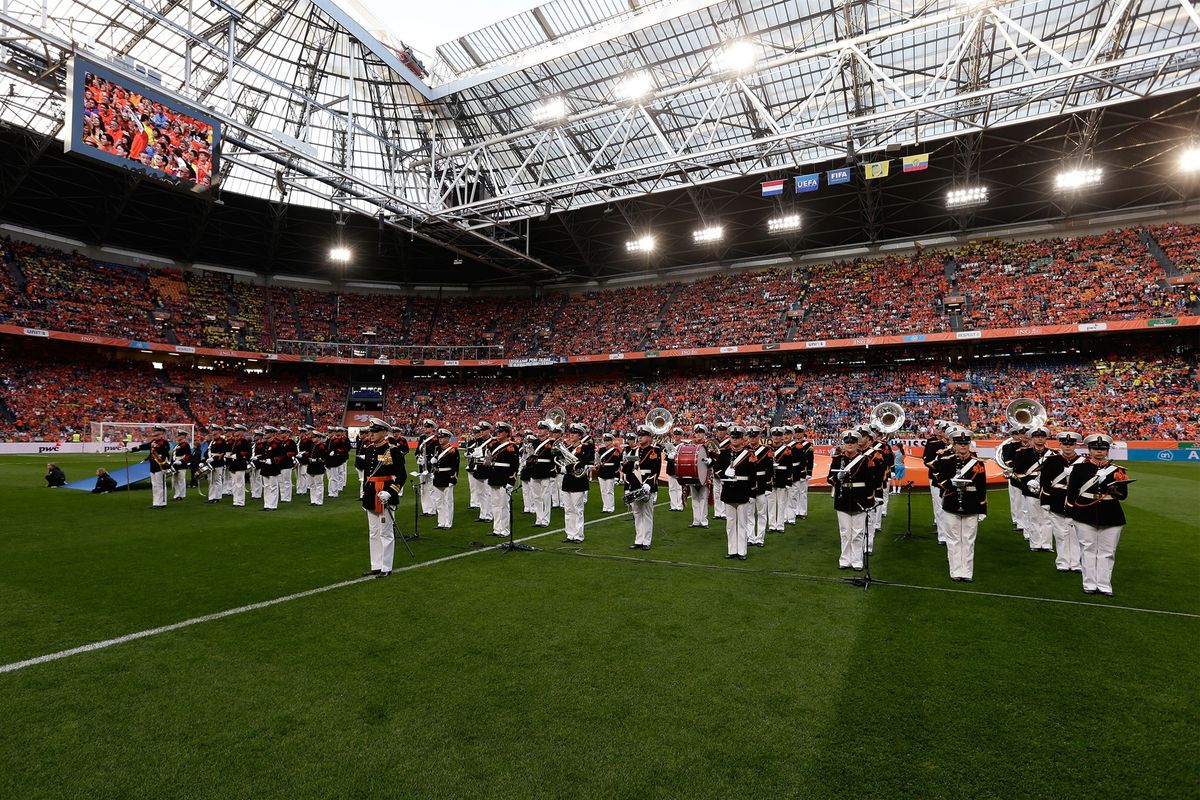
[64,56,221,192]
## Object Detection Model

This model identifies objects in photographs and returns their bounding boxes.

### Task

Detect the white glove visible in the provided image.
[702,458,712,465]
[977,514,987,522]
[1028,479,1041,495]
[377,491,393,505]
[724,467,736,479]
[505,485,515,497]
[951,477,970,488]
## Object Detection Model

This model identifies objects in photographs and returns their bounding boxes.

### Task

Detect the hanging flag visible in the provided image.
[827,167,851,185]
[760,179,785,197]
[864,160,890,180]
[903,153,930,173]
[794,174,820,193]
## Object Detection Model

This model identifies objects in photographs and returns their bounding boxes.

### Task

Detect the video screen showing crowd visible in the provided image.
[127,397,1131,596]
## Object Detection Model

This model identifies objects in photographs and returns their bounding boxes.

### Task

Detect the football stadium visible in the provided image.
[0,0,1198,797]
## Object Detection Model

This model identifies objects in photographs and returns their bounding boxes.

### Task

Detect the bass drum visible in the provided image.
[674,443,708,485]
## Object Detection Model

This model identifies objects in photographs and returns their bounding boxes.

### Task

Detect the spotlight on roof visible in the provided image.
[1054,166,1102,191]
[626,235,656,254]
[767,214,801,234]
[714,41,756,75]
[1180,145,1200,173]
[329,247,351,263]
[946,186,989,208]
[692,225,724,244]
[615,72,654,103]
[530,96,568,126]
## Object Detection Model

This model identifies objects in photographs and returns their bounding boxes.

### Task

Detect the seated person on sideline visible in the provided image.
[92,468,118,494]
[45,462,66,487]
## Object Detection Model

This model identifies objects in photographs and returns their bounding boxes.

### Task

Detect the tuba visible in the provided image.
[1006,398,1047,431]
[545,407,567,429]
[645,408,673,437]
[869,402,906,435]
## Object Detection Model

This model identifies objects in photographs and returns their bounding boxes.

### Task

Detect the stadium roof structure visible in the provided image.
[0,0,1198,286]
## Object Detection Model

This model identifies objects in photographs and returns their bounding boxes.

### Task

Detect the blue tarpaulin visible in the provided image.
[62,460,153,491]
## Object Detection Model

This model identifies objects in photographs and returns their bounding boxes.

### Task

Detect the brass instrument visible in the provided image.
[554,439,588,478]
[869,402,906,435]
[545,407,567,429]
[994,398,1048,473]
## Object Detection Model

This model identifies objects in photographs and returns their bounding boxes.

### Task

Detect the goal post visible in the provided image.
[90,422,195,447]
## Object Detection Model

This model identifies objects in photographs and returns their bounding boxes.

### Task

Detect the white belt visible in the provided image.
[536,458,552,463]
[847,482,867,487]
[726,476,750,481]
[436,468,452,472]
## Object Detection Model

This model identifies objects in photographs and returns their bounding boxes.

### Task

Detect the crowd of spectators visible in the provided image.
[654,271,793,349]
[555,284,677,354]
[1148,223,1200,276]
[797,254,949,340]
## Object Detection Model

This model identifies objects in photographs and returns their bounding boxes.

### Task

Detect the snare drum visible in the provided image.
[674,443,708,485]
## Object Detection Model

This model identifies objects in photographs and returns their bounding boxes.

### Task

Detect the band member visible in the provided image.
[688,424,710,528]
[278,427,298,504]
[326,427,350,498]
[469,421,495,521]
[870,423,895,518]
[932,428,988,582]
[922,422,950,543]
[526,420,556,527]
[1012,426,1055,552]
[131,425,172,508]
[715,426,754,559]
[1067,434,1130,596]
[171,430,193,500]
[360,418,405,577]
[519,430,537,515]
[710,422,731,519]
[560,423,593,542]
[1039,431,1084,572]
[248,429,265,500]
[550,421,565,510]
[828,429,872,570]
[227,423,251,508]
[416,419,439,517]
[430,428,459,529]
[666,427,685,511]
[487,422,520,538]
[464,423,484,513]
[206,425,228,504]
[256,426,284,511]
[594,432,621,513]
[999,425,1031,537]
[791,426,814,521]
[768,426,793,532]
[623,425,662,550]
[354,427,369,488]
[386,424,409,497]
[746,426,772,547]
[306,430,328,506]
[296,425,314,496]
[859,424,888,555]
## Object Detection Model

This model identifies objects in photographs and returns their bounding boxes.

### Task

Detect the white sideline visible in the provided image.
[1,505,651,675]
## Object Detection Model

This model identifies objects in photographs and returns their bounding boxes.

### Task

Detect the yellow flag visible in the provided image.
[864,160,890,180]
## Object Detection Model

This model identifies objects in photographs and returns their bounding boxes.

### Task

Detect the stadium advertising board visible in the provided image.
[64,55,221,193]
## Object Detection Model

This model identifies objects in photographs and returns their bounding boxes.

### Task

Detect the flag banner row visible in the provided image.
[760,154,930,195]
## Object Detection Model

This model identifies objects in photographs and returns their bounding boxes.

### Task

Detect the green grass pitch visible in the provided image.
[1,454,1197,799]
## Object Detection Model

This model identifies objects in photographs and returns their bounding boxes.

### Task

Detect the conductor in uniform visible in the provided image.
[131,425,171,508]
[360,418,406,577]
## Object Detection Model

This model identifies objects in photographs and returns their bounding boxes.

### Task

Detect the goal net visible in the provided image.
[90,421,195,446]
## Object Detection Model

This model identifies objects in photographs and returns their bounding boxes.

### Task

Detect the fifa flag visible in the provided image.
[903,153,930,173]
[864,160,890,180]
[827,167,851,185]
[761,179,785,197]
[794,174,820,193]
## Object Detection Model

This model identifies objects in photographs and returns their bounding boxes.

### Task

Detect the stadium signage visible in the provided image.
[956,330,983,340]
[805,340,826,348]
[903,334,926,342]
[762,343,780,351]
[608,353,625,360]
[175,345,196,353]
[719,346,739,353]
[852,338,870,346]
[1148,318,1179,327]
[374,357,390,365]
[23,327,49,338]
[1077,322,1108,332]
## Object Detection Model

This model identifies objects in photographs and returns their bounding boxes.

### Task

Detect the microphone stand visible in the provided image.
[500,481,536,552]
[894,481,922,541]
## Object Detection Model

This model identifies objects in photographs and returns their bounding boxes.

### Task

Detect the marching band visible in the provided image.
[123,398,1132,597]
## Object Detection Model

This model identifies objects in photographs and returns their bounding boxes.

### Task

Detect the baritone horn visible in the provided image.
[869,402,906,435]
[1006,398,1047,431]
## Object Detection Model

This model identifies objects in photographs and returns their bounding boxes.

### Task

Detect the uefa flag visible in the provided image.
[761,179,785,197]
[794,174,820,193]
[903,153,930,172]
[864,160,890,180]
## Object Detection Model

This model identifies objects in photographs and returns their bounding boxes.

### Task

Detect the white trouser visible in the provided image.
[944,513,979,580]
[150,471,167,507]
[632,498,655,546]
[309,474,325,505]
[768,486,787,530]
[1049,510,1081,571]
[475,476,493,520]
[563,489,587,541]
[599,478,616,512]
[296,469,309,494]
[712,478,725,517]
[207,467,224,501]
[172,471,187,500]
[881,485,890,514]
[836,510,866,569]
[435,484,455,527]
[793,479,809,518]
[249,468,262,499]
[490,485,512,537]
[367,507,395,573]
[229,469,246,507]
[668,475,684,510]
[1076,523,1122,593]
[530,478,552,525]
[468,473,483,509]
[1025,498,1054,550]
[867,503,882,552]
[356,469,364,488]
[725,502,751,556]
[750,493,769,544]
[279,468,293,502]
[552,474,563,507]
[334,464,346,496]
[690,484,709,527]
[420,476,435,515]
[262,474,279,509]
[1008,484,1025,532]
[222,466,233,495]
[930,485,946,543]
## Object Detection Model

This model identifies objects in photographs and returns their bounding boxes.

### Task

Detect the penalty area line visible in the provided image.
[0,505,656,675]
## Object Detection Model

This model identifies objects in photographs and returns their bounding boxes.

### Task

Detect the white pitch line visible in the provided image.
[881,581,1200,619]
[0,506,654,675]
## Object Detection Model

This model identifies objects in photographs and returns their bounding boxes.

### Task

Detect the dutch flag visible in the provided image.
[760,179,785,197]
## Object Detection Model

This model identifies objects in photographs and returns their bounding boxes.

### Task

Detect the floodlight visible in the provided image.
[715,41,756,74]
[530,96,568,126]
[946,186,989,208]
[626,235,656,254]
[692,225,724,244]
[1179,146,1200,173]
[615,72,653,103]
[329,247,351,263]
[767,214,802,233]
[1054,167,1102,190]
